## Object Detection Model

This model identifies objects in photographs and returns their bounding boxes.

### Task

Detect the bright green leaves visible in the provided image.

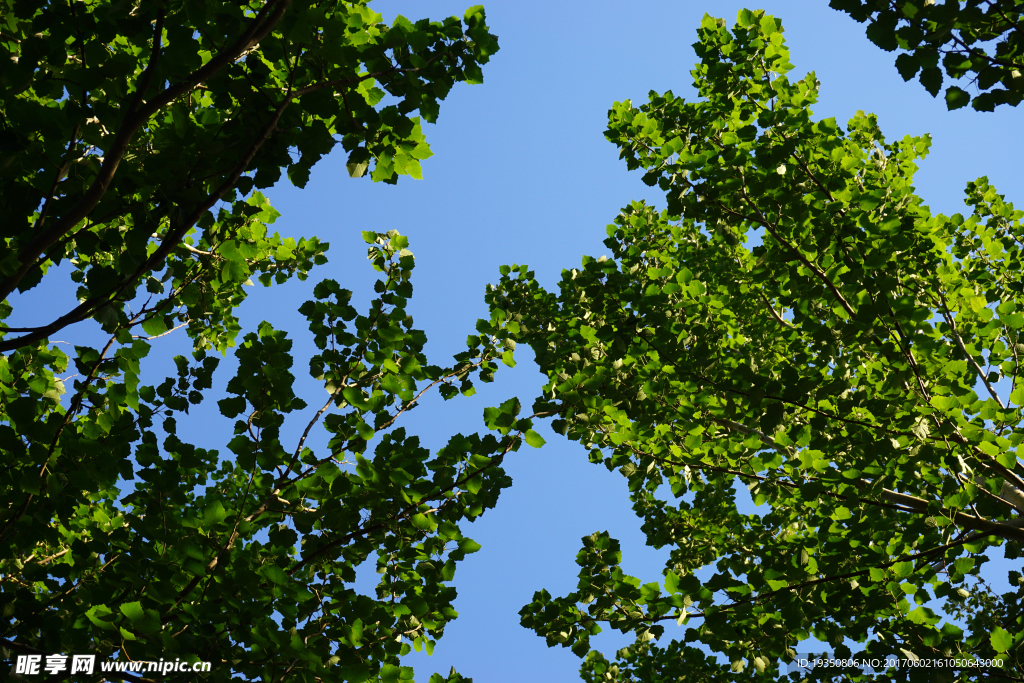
[524,429,546,448]
[992,627,1014,653]
[832,0,1024,111]
[0,2,507,677]
[0,230,520,682]
[492,7,1024,680]
[0,0,500,359]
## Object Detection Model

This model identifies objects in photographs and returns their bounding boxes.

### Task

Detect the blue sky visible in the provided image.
[16,1,1024,680]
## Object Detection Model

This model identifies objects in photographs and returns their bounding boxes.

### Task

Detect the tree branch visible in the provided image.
[938,292,1005,409]
[0,0,292,303]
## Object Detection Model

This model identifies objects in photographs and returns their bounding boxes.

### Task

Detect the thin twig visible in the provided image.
[938,292,1005,408]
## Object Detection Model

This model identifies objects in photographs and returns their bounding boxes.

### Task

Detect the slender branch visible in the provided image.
[755,290,795,330]
[132,322,188,340]
[152,233,216,257]
[25,547,71,566]
[938,292,1005,408]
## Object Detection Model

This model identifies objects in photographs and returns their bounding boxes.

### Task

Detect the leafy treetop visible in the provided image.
[0,0,498,354]
[488,10,1024,680]
[0,1,514,681]
[0,231,547,683]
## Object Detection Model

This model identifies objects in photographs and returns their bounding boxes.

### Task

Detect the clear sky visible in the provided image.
[17,1,1024,681]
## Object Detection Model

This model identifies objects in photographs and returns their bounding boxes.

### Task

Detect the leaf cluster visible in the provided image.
[0,1,511,678]
[831,0,1024,111]
[0,232,536,682]
[489,10,1024,681]
[0,0,498,352]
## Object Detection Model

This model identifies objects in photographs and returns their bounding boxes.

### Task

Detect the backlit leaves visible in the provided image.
[0,234,533,681]
[2,3,503,676]
[492,10,1024,680]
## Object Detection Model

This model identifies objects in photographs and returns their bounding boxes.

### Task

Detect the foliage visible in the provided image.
[0,231,550,682]
[0,1,509,680]
[490,10,1024,681]
[830,0,1024,111]
[0,0,498,353]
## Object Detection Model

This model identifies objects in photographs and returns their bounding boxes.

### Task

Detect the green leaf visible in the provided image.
[261,565,288,586]
[356,421,375,441]
[85,605,116,630]
[929,395,959,412]
[140,315,169,338]
[991,627,1013,653]
[1002,313,1024,329]
[953,557,975,575]
[759,15,778,36]
[458,538,482,554]
[203,500,227,527]
[945,86,970,110]
[865,15,898,51]
[997,450,1018,469]
[524,429,546,448]
[895,53,920,81]
[119,602,145,622]
[919,66,943,96]
[18,470,40,496]
[892,562,914,578]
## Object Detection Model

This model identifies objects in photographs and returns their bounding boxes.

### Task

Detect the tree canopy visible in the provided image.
[831,0,1024,111]
[4,2,1024,682]
[2,227,544,682]
[0,0,497,354]
[0,1,515,681]
[490,10,1024,680]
